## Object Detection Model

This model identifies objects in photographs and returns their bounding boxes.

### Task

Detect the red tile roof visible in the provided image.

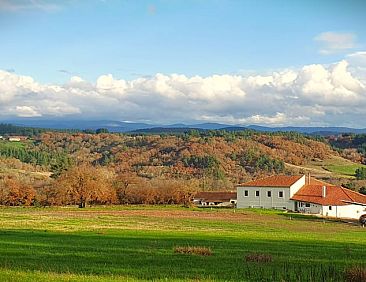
[291,185,366,206]
[194,191,237,202]
[238,175,303,188]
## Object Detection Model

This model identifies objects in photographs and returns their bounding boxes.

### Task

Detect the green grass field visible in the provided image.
[0,140,26,149]
[0,206,365,281]
[296,156,366,178]
[325,163,366,177]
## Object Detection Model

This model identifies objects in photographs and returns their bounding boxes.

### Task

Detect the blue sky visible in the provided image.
[1,0,365,82]
[0,0,366,126]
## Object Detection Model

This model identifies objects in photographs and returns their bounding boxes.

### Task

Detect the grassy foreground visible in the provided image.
[0,206,365,281]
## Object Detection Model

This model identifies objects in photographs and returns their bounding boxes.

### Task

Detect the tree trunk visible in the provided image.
[79,196,85,208]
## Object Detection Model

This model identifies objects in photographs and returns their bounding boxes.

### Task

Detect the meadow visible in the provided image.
[300,156,366,179]
[0,206,365,281]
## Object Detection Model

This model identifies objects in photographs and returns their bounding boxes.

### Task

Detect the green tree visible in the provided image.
[355,167,366,180]
[96,128,109,134]
[359,187,366,195]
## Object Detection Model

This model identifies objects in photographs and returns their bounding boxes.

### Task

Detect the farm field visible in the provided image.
[0,206,365,281]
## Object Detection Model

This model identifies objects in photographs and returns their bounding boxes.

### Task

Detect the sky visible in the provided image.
[0,0,366,127]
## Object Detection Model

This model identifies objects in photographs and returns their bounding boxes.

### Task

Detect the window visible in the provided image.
[305,203,310,208]
[267,191,272,197]
[278,191,284,198]
[255,191,260,197]
[329,206,332,210]
[244,190,249,197]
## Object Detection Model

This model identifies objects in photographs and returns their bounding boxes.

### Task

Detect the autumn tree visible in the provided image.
[0,177,36,206]
[56,164,117,208]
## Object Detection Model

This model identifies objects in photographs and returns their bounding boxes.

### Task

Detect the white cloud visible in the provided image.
[0,54,365,127]
[314,32,356,55]
[346,52,366,74]
[13,106,41,117]
[200,113,310,126]
[0,0,60,12]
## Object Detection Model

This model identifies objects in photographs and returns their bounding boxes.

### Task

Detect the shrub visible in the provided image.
[245,252,272,263]
[345,266,366,282]
[174,246,212,256]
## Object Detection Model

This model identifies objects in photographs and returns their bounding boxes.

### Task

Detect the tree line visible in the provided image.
[0,164,199,207]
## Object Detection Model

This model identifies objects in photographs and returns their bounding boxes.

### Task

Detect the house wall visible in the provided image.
[297,202,322,214]
[321,204,366,219]
[236,176,306,210]
[237,186,295,210]
[289,175,306,197]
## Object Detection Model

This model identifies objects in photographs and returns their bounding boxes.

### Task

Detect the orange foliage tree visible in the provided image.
[56,164,117,208]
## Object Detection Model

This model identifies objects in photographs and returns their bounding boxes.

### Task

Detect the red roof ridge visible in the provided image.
[341,187,366,202]
[339,187,355,202]
[238,175,303,187]
[309,178,331,186]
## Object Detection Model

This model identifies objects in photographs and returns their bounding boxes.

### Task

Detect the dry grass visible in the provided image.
[245,252,272,263]
[174,246,212,256]
[345,266,366,282]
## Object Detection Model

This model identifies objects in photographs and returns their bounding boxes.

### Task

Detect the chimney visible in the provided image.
[322,186,326,198]
[307,173,311,185]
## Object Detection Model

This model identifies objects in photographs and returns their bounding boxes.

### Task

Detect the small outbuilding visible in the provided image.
[193,191,237,207]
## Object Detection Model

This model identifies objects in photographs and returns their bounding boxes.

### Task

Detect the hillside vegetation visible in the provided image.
[1,125,366,207]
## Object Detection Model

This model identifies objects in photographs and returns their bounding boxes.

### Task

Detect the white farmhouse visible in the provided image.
[237,175,366,220]
[237,175,306,210]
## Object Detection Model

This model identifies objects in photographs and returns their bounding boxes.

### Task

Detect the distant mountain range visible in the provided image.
[2,118,366,135]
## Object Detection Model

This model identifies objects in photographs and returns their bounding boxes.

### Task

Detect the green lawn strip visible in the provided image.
[0,207,365,281]
[0,228,364,281]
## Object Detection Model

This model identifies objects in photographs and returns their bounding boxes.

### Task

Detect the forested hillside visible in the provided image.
[327,134,366,164]
[0,125,361,207]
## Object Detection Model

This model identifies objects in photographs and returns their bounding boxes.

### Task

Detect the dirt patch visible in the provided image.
[28,208,274,223]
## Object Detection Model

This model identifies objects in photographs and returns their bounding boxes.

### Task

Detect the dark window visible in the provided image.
[255,190,260,197]
[267,191,272,197]
[305,203,310,208]
[278,191,284,198]
[244,190,249,197]
[329,206,332,210]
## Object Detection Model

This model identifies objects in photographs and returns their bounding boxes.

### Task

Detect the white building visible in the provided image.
[237,175,366,220]
[8,137,21,142]
[237,175,306,210]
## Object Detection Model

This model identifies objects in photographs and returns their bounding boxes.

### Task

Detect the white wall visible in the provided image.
[321,204,366,220]
[289,175,306,197]
[237,186,295,210]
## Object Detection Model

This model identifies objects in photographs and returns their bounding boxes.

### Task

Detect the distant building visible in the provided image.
[237,174,366,220]
[8,137,21,142]
[7,136,27,142]
[193,191,237,207]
